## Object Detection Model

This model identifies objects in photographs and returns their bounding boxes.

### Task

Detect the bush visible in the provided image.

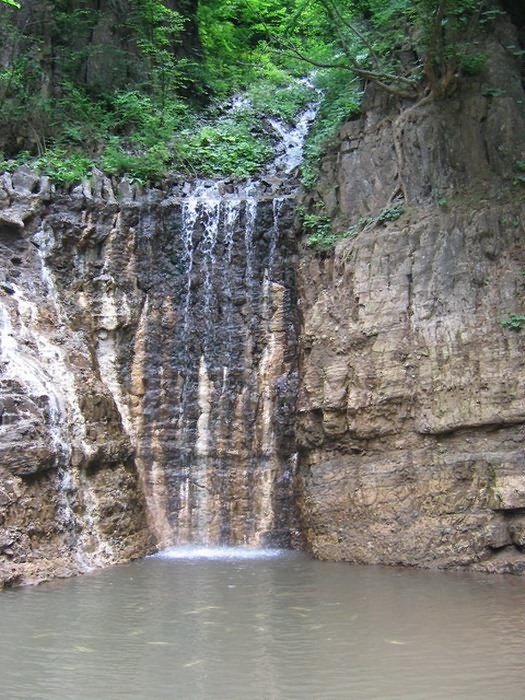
[173,111,274,177]
[247,72,313,123]
[101,141,170,184]
[34,149,93,185]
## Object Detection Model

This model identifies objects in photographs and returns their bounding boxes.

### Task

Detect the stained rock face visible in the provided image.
[296,21,525,573]
[0,172,153,588]
[0,168,300,586]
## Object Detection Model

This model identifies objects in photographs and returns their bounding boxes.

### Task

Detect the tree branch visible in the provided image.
[280,39,419,100]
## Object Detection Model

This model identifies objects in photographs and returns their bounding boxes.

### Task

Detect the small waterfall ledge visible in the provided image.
[0,102,313,583]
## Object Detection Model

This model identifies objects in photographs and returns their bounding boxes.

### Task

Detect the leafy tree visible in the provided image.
[277,0,490,99]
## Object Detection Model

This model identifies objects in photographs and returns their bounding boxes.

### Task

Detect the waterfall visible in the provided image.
[121,98,318,550]
[134,178,300,548]
[0,96,314,585]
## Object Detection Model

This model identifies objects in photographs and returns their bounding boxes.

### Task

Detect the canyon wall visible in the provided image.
[296,19,525,573]
[0,171,153,587]
[0,167,300,587]
[2,10,525,588]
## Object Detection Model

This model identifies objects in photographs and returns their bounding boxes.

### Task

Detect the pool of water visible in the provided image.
[2,548,525,700]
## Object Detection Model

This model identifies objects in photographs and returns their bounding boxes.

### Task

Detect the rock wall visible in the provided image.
[296,19,525,573]
[0,168,300,586]
[0,170,153,588]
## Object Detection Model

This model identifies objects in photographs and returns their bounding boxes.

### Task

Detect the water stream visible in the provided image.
[1,550,525,700]
[130,102,315,550]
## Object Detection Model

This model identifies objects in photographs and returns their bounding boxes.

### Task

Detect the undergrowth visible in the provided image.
[301,201,406,250]
[0,74,317,185]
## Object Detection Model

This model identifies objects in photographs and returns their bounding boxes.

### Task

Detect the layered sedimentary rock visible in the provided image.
[0,170,152,587]
[296,19,525,573]
[0,166,300,586]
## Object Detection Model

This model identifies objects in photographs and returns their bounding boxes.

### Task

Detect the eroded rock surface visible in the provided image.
[296,20,525,573]
[0,168,300,586]
[0,171,153,588]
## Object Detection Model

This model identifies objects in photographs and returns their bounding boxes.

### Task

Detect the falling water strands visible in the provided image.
[181,197,198,339]
[268,197,285,283]
[0,82,319,580]
[143,91,321,551]
[223,200,240,346]
[243,187,257,306]
[161,177,301,549]
[200,198,220,354]
[268,102,320,175]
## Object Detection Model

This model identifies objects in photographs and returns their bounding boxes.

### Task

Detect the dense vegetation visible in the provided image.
[0,0,521,185]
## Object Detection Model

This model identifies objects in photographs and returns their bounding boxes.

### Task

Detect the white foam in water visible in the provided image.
[152,546,286,561]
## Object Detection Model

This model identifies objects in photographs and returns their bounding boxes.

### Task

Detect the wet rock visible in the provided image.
[11,166,40,195]
[0,158,301,585]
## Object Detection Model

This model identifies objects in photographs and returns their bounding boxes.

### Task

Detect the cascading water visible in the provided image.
[0,92,316,585]
[126,99,319,550]
[134,176,301,548]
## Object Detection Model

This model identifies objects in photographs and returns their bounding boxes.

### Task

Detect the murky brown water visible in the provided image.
[1,548,525,700]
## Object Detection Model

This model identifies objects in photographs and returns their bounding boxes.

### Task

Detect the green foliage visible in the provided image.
[459,51,488,76]
[301,199,406,251]
[482,87,505,97]
[301,209,337,249]
[299,202,356,250]
[247,72,312,122]
[128,0,188,101]
[33,149,93,185]
[197,0,295,95]
[174,110,274,177]
[0,0,321,183]
[501,315,525,331]
[0,0,20,7]
[101,141,170,184]
[305,229,340,249]
[512,160,525,187]
[376,203,405,223]
[278,0,491,100]
[0,0,506,187]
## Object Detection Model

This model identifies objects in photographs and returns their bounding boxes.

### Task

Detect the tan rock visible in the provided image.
[297,24,525,574]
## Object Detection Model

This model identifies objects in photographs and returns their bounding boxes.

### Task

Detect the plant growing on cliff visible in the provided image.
[301,68,362,188]
[278,0,492,100]
[34,149,93,185]
[501,314,525,331]
[300,199,407,250]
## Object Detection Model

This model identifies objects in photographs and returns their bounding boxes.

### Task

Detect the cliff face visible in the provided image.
[0,167,300,587]
[296,19,525,573]
[2,12,525,588]
[0,171,153,587]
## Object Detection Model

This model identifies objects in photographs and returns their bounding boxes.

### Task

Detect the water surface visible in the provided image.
[2,548,525,700]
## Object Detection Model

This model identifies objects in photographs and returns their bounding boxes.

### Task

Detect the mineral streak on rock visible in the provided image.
[0,170,153,588]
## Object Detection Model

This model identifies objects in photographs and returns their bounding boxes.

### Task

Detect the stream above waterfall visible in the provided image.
[2,551,525,700]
